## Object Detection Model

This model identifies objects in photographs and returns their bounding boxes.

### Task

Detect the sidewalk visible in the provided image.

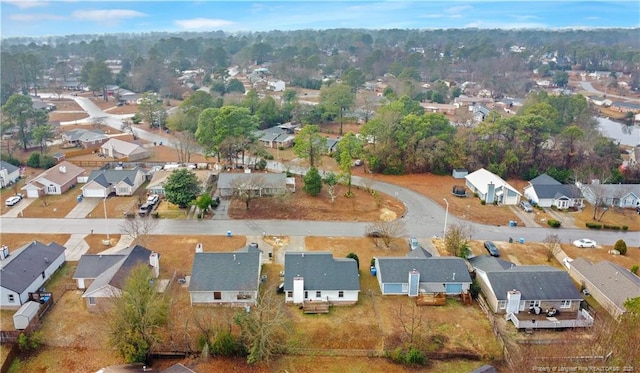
[65,197,100,218]
[63,234,90,261]
[99,234,134,254]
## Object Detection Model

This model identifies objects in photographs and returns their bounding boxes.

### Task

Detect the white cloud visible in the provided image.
[174,18,235,30]
[10,13,64,21]
[445,5,472,14]
[71,9,147,23]
[2,0,48,9]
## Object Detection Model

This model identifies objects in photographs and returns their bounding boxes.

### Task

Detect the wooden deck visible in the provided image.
[303,301,329,314]
[415,293,446,306]
[507,309,594,329]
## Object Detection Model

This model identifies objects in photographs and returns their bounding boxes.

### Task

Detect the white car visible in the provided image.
[147,194,160,205]
[5,196,22,207]
[573,239,597,248]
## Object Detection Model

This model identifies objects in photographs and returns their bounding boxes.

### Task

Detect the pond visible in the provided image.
[596,116,640,147]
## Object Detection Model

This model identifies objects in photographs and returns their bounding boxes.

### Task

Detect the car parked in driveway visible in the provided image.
[147,194,160,205]
[484,241,500,257]
[519,200,533,212]
[408,237,420,250]
[573,239,597,248]
[5,195,22,207]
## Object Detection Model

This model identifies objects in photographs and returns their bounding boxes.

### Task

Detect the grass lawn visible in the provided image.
[0,234,71,250]
[19,189,82,218]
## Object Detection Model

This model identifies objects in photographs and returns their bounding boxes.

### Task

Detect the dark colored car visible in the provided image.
[484,241,500,257]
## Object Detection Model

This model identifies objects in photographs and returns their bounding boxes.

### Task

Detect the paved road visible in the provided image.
[578,81,640,103]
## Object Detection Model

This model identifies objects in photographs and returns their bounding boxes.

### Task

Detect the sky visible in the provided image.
[1,0,639,38]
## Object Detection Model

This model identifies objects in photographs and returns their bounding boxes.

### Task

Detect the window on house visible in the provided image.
[88,297,96,305]
[338,291,344,298]
[287,291,292,298]
[402,283,408,292]
[498,300,507,310]
[304,291,308,299]
[8,294,15,303]
[47,185,56,193]
[213,292,221,300]
[529,300,540,308]
[560,300,571,309]
[118,187,128,195]
[316,291,321,298]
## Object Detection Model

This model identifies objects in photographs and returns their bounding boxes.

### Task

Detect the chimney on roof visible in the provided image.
[452,272,455,281]
[233,254,236,261]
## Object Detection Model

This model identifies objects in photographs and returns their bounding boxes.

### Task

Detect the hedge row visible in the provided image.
[585,222,629,230]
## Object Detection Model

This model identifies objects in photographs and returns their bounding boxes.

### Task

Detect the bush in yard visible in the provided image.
[622,225,628,231]
[27,152,40,168]
[469,279,481,299]
[346,253,359,269]
[586,222,602,229]
[211,330,246,357]
[547,219,561,228]
[404,347,427,366]
[39,155,56,169]
[131,113,142,124]
[631,265,639,275]
[614,239,627,255]
[17,331,42,351]
[370,258,376,267]
[255,158,267,170]
[0,153,21,166]
[303,166,322,196]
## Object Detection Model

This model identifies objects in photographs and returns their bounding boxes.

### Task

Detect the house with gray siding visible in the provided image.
[578,182,640,209]
[284,252,360,305]
[375,256,471,296]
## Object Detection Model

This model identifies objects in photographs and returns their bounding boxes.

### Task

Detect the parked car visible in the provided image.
[519,200,533,212]
[573,239,597,248]
[408,237,420,250]
[138,202,154,217]
[353,159,363,166]
[147,194,160,205]
[484,241,500,257]
[5,195,22,207]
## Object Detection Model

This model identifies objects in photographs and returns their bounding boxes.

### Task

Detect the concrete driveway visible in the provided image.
[2,198,36,217]
[65,197,101,218]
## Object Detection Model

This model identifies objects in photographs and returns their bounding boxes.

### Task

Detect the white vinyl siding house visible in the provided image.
[523,174,584,209]
[0,161,20,188]
[465,168,521,205]
[81,168,146,198]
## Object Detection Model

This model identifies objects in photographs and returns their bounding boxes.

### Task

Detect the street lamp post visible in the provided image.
[443,198,449,237]
[103,196,109,240]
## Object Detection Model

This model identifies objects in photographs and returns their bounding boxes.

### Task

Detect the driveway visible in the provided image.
[65,197,101,218]
[63,234,90,261]
[2,198,36,217]
[508,206,539,228]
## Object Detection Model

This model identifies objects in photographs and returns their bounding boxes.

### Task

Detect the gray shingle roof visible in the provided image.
[487,266,582,301]
[407,247,432,259]
[87,169,142,186]
[217,172,286,189]
[0,160,19,174]
[0,241,66,293]
[80,245,153,296]
[468,255,515,272]
[376,257,471,284]
[534,184,583,199]
[73,254,127,279]
[529,173,561,186]
[189,250,261,292]
[570,258,640,310]
[284,252,359,291]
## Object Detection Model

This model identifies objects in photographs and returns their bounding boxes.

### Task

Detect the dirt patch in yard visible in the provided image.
[0,234,71,249]
[49,111,89,123]
[229,177,406,222]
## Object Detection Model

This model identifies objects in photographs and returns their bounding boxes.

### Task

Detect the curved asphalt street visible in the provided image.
[5,94,636,247]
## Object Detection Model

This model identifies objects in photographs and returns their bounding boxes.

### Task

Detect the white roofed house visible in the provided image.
[465,168,521,205]
[100,138,149,161]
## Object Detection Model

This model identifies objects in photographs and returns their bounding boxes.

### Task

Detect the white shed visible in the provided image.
[13,301,40,330]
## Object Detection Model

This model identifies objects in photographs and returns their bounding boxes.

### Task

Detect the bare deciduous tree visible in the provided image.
[119,216,158,247]
[91,116,107,130]
[173,131,198,164]
[366,220,406,248]
[444,222,472,258]
[543,233,562,262]
[231,174,267,210]
[395,302,425,345]
[235,284,290,364]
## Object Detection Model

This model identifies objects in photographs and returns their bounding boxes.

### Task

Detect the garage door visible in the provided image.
[82,187,105,198]
[445,284,462,295]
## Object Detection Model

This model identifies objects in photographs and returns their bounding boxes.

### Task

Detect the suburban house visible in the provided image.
[216,172,287,198]
[21,161,85,198]
[0,241,66,307]
[147,169,212,195]
[0,160,20,188]
[324,138,340,154]
[578,182,640,209]
[100,138,149,161]
[374,256,471,296]
[469,256,592,329]
[472,105,491,122]
[283,252,360,305]
[566,258,640,318]
[73,245,160,309]
[61,129,109,149]
[255,126,295,149]
[420,102,456,116]
[465,168,521,205]
[267,79,286,92]
[81,168,146,198]
[523,173,584,209]
[188,243,263,306]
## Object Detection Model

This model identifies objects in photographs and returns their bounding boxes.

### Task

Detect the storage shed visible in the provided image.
[13,301,40,330]
[452,168,468,179]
